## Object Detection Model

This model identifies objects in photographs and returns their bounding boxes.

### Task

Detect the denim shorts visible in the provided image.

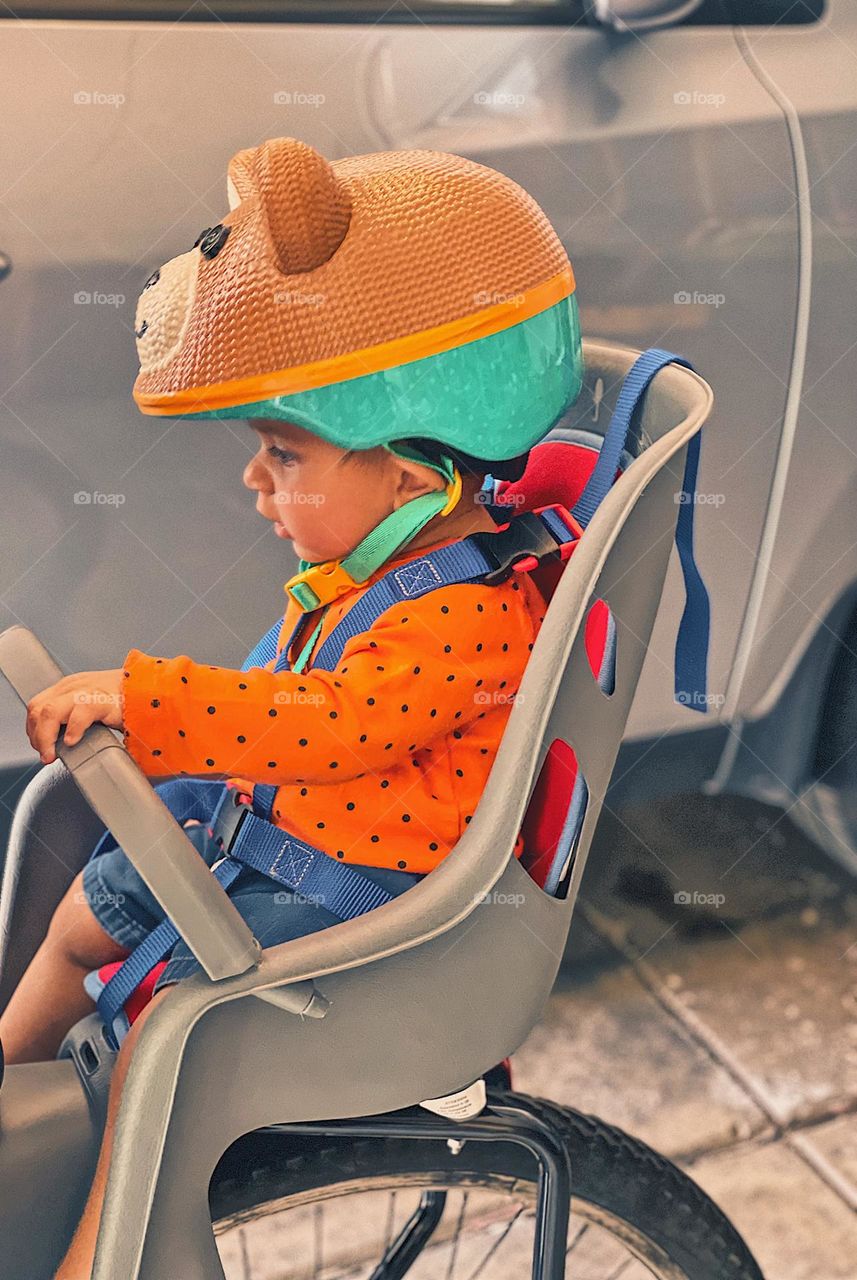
[80,823,424,994]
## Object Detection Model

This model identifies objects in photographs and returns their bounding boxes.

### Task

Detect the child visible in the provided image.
[0,136,583,1277]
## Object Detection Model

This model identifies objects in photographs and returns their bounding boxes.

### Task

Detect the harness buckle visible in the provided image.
[210,787,250,856]
[283,559,361,612]
[469,510,575,586]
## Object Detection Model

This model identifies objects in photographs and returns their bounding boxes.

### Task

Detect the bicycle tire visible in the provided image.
[209,1089,765,1280]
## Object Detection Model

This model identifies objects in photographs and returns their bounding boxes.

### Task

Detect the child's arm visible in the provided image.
[120,581,537,786]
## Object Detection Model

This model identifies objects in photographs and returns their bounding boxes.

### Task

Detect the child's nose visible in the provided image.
[242,455,269,492]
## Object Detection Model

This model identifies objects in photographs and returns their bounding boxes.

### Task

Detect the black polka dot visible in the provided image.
[329,761,338,769]
[181,676,188,684]
[380,780,390,789]
[502,643,509,652]
[268,708,277,717]
[370,834,380,843]
[152,748,161,756]
[400,616,409,623]
[401,704,409,713]
[206,758,214,766]
[440,605,449,614]
[359,733,367,743]
[402,814,411,823]
[267,761,277,768]
[346,801,355,810]
[329,710,338,719]
[207,705,216,714]
[430,708,437,717]
[299,738,308,746]
[397,859,407,869]
[178,729,185,737]
[477,603,484,612]
[317,821,325,830]
[413,665,421,675]
[123,671,130,678]
[367,697,375,706]
[502,602,508,612]
[336,850,345,858]
[476,643,483,652]
[446,674,455,682]
[151,698,160,708]
[429,842,438,851]
[376,665,385,672]
[456,769,464,778]
[385,742,393,750]
[300,787,308,796]
[238,683,247,690]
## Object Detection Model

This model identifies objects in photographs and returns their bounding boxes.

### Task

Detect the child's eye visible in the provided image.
[267,445,298,465]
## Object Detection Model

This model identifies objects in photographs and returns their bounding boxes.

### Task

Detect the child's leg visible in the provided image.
[53,984,173,1280]
[0,869,131,1064]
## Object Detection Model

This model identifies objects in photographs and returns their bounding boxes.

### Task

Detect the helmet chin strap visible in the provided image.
[283,444,463,613]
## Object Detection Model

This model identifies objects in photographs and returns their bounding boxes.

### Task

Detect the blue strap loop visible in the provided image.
[572,348,710,713]
[96,856,244,1049]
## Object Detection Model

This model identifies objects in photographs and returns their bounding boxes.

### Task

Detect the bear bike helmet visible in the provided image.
[132,137,584,612]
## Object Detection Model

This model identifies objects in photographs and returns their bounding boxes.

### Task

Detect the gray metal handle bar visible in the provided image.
[0,625,326,1011]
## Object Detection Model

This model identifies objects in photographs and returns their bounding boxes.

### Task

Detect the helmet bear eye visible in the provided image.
[193,224,230,260]
[142,268,160,291]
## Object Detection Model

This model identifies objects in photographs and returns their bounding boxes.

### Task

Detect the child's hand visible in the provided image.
[26,669,126,765]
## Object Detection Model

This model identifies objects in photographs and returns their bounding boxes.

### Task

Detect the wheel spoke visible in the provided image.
[605,1261,635,1278]
[383,1191,398,1254]
[444,1191,469,1279]
[312,1203,324,1278]
[463,1204,525,1280]
[566,1221,590,1256]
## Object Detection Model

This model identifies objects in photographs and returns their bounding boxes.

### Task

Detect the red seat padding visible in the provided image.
[97,958,169,1026]
[519,739,580,890]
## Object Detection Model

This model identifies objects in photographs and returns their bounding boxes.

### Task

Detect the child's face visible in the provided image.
[242,419,445,563]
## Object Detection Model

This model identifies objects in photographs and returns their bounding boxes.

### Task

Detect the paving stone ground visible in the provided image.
[217,796,857,1279]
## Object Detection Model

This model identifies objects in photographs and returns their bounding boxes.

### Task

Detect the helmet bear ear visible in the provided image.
[226,136,352,276]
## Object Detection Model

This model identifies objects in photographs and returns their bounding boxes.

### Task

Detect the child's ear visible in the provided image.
[392,458,447,508]
[227,137,352,276]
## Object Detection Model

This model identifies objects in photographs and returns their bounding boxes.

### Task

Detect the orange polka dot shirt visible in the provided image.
[120,530,547,875]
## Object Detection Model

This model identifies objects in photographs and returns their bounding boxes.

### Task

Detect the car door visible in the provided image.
[0,0,815,786]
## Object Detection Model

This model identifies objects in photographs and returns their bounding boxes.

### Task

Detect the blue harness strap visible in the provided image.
[571,348,710,713]
[94,505,579,1042]
[250,506,578,823]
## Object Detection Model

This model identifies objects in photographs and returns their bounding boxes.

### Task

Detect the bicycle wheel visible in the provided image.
[209,1090,764,1280]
